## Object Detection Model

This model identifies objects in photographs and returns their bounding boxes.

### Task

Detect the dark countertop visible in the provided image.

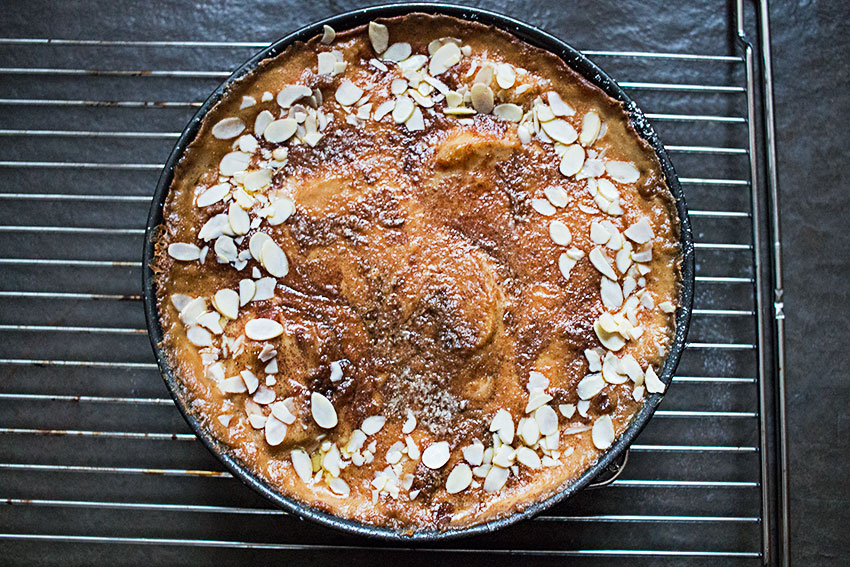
[770,1,850,564]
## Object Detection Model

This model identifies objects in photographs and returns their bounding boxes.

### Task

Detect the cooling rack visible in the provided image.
[0,0,787,564]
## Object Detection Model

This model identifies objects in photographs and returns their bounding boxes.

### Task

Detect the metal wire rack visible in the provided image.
[0,0,787,564]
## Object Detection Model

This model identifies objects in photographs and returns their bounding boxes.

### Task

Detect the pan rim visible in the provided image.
[142,2,695,542]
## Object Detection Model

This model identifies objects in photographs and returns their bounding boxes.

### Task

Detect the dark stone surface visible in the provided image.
[770,1,850,564]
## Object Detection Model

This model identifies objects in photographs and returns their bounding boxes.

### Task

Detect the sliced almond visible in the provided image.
[579,111,601,146]
[558,253,578,280]
[402,410,417,434]
[240,96,256,109]
[196,183,230,207]
[546,91,575,116]
[591,415,615,450]
[516,446,541,469]
[361,416,386,435]
[260,239,288,278]
[240,369,259,394]
[254,110,274,137]
[329,477,350,497]
[392,96,414,123]
[589,247,618,280]
[446,463,473,494]
[265,415,288,446]
[462,441,484,466]
[541,119,578,145]
[271,400,297,424]
[320,25,336,44]
[249,232,272,262]
[590,221,612,245]
[382,42,411,62]
[549,220,572,246]
[329,360,343,383]
[493,103,523,122]
[559,404,576,418]
[624,217,654,244]
[335,80,364,107]
[577,372,605,400]
[558,144,585,177]
[531,198,556,216]
[317,52,335,75]
[220,375,247,394]
[489,409,515,445]
[368,21,389,54]
[214,235,238,263]
[605,160,640,183]
[594,319,626,351]
[291,449,313,483]
[211,117,245,140]
[267,197,295,226]
[600,277,624,310]
[495,63,516,89]
[429,42,462,76]
[186,325,212,347]
[405,107,425,131]
[373,99,395,121]
[645,365,666,393]
[276,85,312,108]
[264,118,297,143]
[227,202,249,236]
[167,243,201,261]
[310,392,338,429]
[219,151,250,176]
[212,289,239,319]
[470,83,494,114]
[483,463,509,491]
[520,417,540,446]
[421,441,450,469]
[534,405,558,436]
[244,318,283,341]
[544,186,569,208]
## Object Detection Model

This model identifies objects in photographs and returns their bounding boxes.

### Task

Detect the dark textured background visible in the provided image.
[0,0,847,564]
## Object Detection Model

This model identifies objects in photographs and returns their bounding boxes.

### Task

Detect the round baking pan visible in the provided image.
[143,3,695,541]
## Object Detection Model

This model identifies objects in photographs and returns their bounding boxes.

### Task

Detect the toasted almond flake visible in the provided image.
[605,160,641,183]
[382,42,411,62]
[219,151,250,176]
[489,409,515,445]
[244,318,283,341]
[577,373,605,400]
[212,117,245,140]
[253,277,275,301]
[237,370,258,394]
[361,416,386,435]
[534,405,558,436]
[559,144,585,177]
[645,366,665,394]
[580,111,602,146]
[254,110,274,137]
[197,183,230,207]
[277,85,312,108]
[317,51,335,75]
[409,90,433,108]
[516,446,541,469]
[261,415,287,446]
[373,99,395,121]
[226,203,249,236]
[520,417,540,446]
[547,91,574,116]
[392,96,414,123]
[237,134,258,153]
[253,384,276,405]
[260,239,289,278]
[186,325,212,347]
[311,392,338,429]
[267,197,295,226]
[328,477,350,497]
[271,400,296,425]
[263,118,297,143]
[214,235,238,263]
[320,24,336,44]
[493,103,523,122]
[624,217,654,243]
[496,63,516,89]
[536,104,555,123]
[525,390,553,414]
[462,441,484,466]
[429,42,462,76]
[483,464,510,491]
[659,301,675,314]
[590,221,611,245]
[167,242,201,261]
[492,445,516,468]
[544,186,569,208]
[248,232,272,263]
[405,107,425,131]
[528,370,549,392]
[401,410,417,434]
[470,83,494,114]
[368,21,389,54]
[589,247,618,280]
[328,360,343,383]
[248,414,267,429]
[335,80,364,107]
[240,96,256,109]
[594,321,626,352]
[442,106,476,116]
[390,78,408,95]
[559,403,576,418]
[446,463,473,494]
[196,311,222,334]
[291,449,313,483]
[541,118,578,145]
[549,220,572,246]
[592,415,615,450]
[179,297,206,325]
[170,293,192,312]
[220,376,247,394]
[600,277,624,310]
[558,253,578,279]
[422,441,450,469]
[211,288,239,320]
[531,198,556,216]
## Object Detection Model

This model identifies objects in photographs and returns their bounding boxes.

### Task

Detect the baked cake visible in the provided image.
[153,13,681,532]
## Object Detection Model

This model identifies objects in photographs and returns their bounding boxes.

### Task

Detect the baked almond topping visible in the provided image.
[155,14,680,531]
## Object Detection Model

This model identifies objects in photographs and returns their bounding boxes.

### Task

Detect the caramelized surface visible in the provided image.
[154,13,680,531]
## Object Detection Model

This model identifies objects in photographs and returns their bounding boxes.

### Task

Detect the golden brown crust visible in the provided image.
[153,13,680,531]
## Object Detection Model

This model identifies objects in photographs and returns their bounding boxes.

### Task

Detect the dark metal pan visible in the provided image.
[142,2,695,541]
